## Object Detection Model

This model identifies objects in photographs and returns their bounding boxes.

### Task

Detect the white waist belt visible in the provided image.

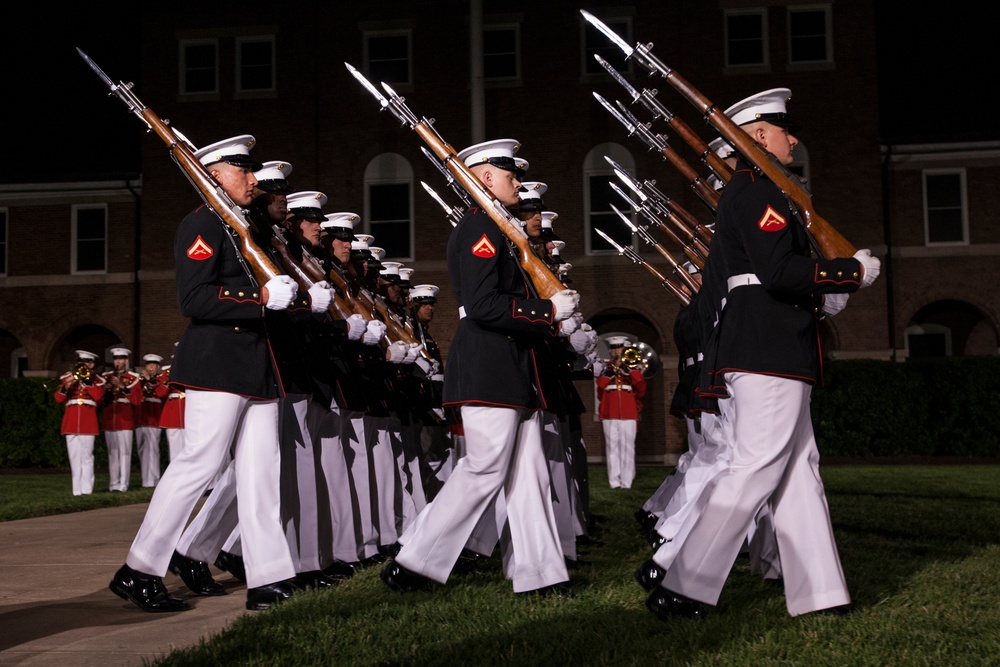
[114,398,131,404]
[458,306,466,319]
[144,398,163,404]
[168,392,185,399]
[727,273,761,292]
[73,398,97,407]
[430,374,445,382]
[609,384,633,392]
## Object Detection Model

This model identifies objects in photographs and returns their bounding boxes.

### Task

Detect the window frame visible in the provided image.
[922,168,969,247]
[583,144,639,256]
[236,35,276,93]
[179,38,219,96]
[364,29,413,88]
[724,8,769,69]
[364,153,415,262]
[787,4,833,65]
[483,23,521,82]
[71,204,108,275]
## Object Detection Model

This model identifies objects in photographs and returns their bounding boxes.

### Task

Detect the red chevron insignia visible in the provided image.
[757,206,787,232]
[187,235,214,260]
[471,234,496,257]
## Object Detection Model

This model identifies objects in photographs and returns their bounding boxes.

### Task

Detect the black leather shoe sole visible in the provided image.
[246,581,297,611]
[109,565,191,613]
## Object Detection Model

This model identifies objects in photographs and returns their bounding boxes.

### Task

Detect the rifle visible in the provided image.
[581,11,857,259]
[77,48,284,284]
[345,62,566,299]
[269,225,357,321]
[593,55,733,183]
[610,191,705,278]
[420,146,475,210]
[593,91,720,214]
[595,228,691,306]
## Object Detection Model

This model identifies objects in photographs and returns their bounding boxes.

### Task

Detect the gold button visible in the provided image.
[253,293,259,298]
[224,290,231,296]
[836,271,842,278]
[819,271,827,278]
[517,308,523,313]
[234,326,241,331]
[853,272,859,278]
[238,291,245,297]
[531,310,536,315]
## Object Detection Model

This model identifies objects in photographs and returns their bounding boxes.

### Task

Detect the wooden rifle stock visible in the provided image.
[269,228,356,321]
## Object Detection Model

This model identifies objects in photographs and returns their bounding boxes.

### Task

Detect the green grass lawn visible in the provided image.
[4,464,1000,666]
[0,471,154,521]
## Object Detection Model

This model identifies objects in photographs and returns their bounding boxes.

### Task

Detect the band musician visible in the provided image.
[595,336,647,489]
[54,350,106,496]
[101,347,142,492]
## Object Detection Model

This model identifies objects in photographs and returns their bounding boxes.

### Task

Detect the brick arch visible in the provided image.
[47,324,123,375]
[0,328,25,379]
[904,298,999,357]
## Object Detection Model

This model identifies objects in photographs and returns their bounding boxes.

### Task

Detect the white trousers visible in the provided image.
[65,435,95,496]
[542,413,577,559]
[341,410,378,559]
[105,430,133,492]
[315,406,363,564]
[134,426,162,487]
[165,428,184,461]
[176,460,238,564]
[396,406,567,592]
[279,396,322,572]
[367,415,401,548]
[126,389,296,588]
[602,419,637,488]
[660,373,849,616]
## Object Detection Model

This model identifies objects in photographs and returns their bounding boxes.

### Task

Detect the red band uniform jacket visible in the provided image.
[100,371,142,430]
[55,376,105,435]
[596,365,647,420]
[442,208,556,410]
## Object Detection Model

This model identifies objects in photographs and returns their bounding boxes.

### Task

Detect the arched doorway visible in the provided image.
[905,300,999,359]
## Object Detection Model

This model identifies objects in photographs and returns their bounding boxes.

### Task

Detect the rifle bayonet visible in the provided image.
[421,181,463,227]
[581,11,635,58]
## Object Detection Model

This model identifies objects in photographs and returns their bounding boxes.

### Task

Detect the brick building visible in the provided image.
[2,1,997,463]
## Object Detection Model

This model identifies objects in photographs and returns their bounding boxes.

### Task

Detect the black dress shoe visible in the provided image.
[453,548,486,576]
[323,560,357,581]
[517,581,573,599]
[357,552,387,569]
[292,570,338,590]
[169,551,226,596]
[380,560,434,592]
[214,550,247,583]
[378,542,402,558]
[634,559,667,592]
[634,509,658,532]
[646,588,703,620]
[246,580,298,611]
[109,564,191,613]
[646,530,668,551]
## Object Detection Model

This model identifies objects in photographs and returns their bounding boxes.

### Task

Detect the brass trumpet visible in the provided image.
[621,346,645,372]
[71,362,94,385]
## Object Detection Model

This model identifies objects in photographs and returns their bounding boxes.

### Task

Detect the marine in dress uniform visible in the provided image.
[53,350,105,496]
[649,88,881,619]
[109,134,311,612]
[382,139,580,595]
[134,353,166,487]
[595,336,647,489]
[100,347,142,492]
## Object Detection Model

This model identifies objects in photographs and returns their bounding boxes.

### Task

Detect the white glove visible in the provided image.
[853,249,881,288]
[558,312,583,337]
[592,359,606,377]
[308,281,334,314]
[363,319,387,346]
[345,313,367,341]
[569,324,598,354]
[403,342,422,364]
[821,293,850,317]
[415,356,439,376]
[264,275,297,311]
[549,289,580,322]
[386,340,410,363]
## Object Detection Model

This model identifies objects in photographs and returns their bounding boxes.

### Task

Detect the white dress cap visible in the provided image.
[398,267,414,284]
[286,191,328,220]
[194,135,258,168]
[321,212,359,239]
[708,137,734,160]
[351,233,374,250]
[142,354,164,364]
[724,88,795,127]
[75,350,98,361]
[550,239,566,256]
[253,161,293,192]
[410,284,440,302]
[519,182,548,201]
[457,138,521,171]
[605,335,631,348]
[368,247,387,262]
[110,347,131,357]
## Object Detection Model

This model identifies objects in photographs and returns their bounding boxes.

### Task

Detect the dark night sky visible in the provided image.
[2,6,994,183]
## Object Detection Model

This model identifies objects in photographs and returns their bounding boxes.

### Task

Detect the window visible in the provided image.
[484,25,519,80]
[924,170,967,245]
[180,39,218,94]
[365,31,411,85]
[0,208,7,276]
[73,205,107,274]
[788,5,832,64]
[725,9,768,67]
[237,36,275,92]
[905,323,951,359]
[365,154,413,260]
[582,16,631,75]
[584,143,637,254]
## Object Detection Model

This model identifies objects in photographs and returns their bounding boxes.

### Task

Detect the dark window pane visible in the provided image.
[240,41,273,90]
[184,44,216,93]
[368,35,409,84]
[789,10,828,62]
[370,221,410,259]
[584,19,629,74]
[484,28,517,79]
[590,176,632,250]
[908,332,947,359]
[926,173,961,208]
[369,183,411,258]
[76,208,106,272]
[77,240,105,272]
[926,173,964,243]
[727,14,764,66]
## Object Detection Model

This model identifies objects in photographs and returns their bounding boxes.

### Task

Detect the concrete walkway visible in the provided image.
[0,504,248,666]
